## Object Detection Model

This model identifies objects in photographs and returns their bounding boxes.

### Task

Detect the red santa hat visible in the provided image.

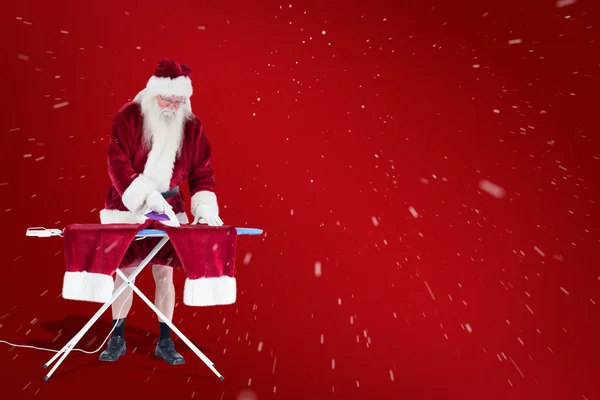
[134,58,194,102]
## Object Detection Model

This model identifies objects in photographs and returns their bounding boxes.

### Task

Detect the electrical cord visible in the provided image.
[0,282,133,354]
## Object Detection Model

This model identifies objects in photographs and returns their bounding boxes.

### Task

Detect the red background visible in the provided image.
[1,0,599,399]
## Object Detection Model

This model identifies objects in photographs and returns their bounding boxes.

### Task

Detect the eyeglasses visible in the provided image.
[159,95,186,106]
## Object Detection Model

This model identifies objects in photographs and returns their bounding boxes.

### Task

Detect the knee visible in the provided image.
[152,265,174,288]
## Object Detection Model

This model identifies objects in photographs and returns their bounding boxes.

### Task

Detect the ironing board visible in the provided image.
[25,226,263,382]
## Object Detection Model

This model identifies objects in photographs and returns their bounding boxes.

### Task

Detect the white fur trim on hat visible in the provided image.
[146,75,193,97]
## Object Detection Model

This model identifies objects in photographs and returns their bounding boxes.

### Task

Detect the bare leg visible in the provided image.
[112,266,137,320]
[152,265,175,322]
[152,265,184,364]
[100,266,136,362]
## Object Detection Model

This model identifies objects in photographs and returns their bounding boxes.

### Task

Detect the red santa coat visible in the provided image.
[61,99,236,306]
[101,100,221,270]
[101,101,217,225]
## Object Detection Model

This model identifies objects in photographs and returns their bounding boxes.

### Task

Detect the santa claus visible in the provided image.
[94,58,224,364]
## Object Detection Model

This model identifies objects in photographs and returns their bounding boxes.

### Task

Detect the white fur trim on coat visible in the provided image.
[121,175,156,213]
[146,75,193,98]
[183,276,236,306]
[100,209,189,224]
[141,131,180,194]
[62,271,114,303]
[191,191,219,216]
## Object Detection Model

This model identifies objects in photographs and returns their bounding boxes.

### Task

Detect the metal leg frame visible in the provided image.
[115,269,223,380]
[42,236,223,381]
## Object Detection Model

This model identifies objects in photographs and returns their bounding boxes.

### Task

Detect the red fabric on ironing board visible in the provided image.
[161,224,237,279]
[61,221,238,305]
[63,220,151,276]
[63,221,237,278]
[120,235,181,269]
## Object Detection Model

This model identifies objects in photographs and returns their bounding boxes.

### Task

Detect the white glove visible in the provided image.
[161,206,181,227]
[192,204,223,226]
[145,191,171,214]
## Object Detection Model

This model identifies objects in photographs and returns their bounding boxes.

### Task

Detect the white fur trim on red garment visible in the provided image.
[183,276,236,306]
[99,209,190,224]
[191,191,219,216]
[121,175,156,213]
[140,126,181,194]
[146,75,193,98]
[62,271,114,303]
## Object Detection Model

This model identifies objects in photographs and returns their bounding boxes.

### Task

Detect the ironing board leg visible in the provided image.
[43,236,171,381]
[115,269,225,381]
[43,279,128,371]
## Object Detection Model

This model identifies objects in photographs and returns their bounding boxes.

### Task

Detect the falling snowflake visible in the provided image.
[556,0,577,7]
[314,261,322,277]
[237,389,258,400]
[525,304,534,314]
[424,281,436,300]
[104,241,119,254]
[479,179,506,199]
[53,101,69,109]
[408,206,419,218]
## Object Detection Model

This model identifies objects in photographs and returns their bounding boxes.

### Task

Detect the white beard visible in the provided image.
[139,95,187,192]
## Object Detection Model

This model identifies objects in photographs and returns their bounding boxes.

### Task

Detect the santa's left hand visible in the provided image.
[192,204,223,226]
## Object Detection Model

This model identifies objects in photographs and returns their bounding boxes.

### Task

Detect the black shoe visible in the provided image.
[99,336,126,362]
[155,338,185,365]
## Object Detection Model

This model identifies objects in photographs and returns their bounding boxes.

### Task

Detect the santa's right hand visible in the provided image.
[145,191,170,214]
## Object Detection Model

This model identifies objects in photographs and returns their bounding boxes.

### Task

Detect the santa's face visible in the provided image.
[156,95,186,122]
[139,93,189,156]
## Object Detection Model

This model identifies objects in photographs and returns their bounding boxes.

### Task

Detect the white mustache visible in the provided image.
[160,108,177,122]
